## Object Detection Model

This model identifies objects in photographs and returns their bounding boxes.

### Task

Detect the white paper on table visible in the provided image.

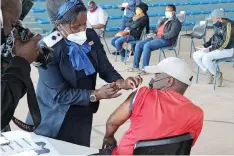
[1,131,60,156]
[0,138,40,156]
[33,137,60,155]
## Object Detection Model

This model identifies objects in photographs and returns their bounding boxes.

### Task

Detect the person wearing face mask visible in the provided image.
[26,0,142,147]
[119,0,141,31]
[110,2,149,62]
[87,1,108,37]
[1,0,42,131]
[99,57,204,155]
[193,9,234,87]
[128,4,182,74]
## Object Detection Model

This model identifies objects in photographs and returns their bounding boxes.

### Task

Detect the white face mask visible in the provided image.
[67,31,87,45]
[165,11,173,19]
[60,25,87,45]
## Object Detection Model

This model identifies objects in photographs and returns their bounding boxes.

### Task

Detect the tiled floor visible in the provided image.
[11,30,234,154]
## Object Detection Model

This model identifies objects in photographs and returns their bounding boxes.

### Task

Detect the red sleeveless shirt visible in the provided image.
[112,87,203,155]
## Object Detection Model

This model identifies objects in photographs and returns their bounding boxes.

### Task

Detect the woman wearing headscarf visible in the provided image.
[26,0,142,147]
[110,2,149,61]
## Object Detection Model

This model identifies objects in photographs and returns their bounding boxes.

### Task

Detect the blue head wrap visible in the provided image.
[56,0,96,75]
[56,0,82,21]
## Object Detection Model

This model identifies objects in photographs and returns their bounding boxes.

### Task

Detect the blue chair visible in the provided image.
[200,1,211,4]
[148,13,158,17]
[99,5,112,9]
[174,2,189,6]
[189,2,200,5]
[37,19,50,24]
[111,4,119,9]
[224,8,232,12]
[157,12,165,17]
[147,4,155,7]
[219,0,229,3]
[105,27,120,32]
[201,10,212,14]
[183,21,193,26]
[228,8,234,12]
[149,24,157,30]
[209,0,219,4]
[183,21,196,27]
[108,15,122,20]
[155,2,167,6]
[31,8,46,13]
[196,57,234,90]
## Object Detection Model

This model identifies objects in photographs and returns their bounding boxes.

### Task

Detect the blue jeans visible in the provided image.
[121,16,133,30]
[111,35,135,61]
[133,38,172,68]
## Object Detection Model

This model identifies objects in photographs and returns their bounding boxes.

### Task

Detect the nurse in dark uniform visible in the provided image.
[26,0,142,147]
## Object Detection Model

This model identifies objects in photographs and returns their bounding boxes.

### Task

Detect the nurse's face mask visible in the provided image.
[57,11,87,45]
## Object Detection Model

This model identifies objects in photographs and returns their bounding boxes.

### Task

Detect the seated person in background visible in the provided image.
[87,1,108,37]
[120,0,141,30]
[193,9,234,87]
[110,2,149,62]
[99,57,203,155]
[129,4,182,74]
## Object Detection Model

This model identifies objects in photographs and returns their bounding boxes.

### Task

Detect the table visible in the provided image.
[1,130,99,155]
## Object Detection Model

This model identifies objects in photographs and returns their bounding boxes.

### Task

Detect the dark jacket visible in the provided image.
[203,19,234,51]
[130,15,149,40]
[155,15,182,44]
[1,57,30,130]
[26,28,123,138]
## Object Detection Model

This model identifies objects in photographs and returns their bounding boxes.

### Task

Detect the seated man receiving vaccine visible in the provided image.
[100,57,204,155]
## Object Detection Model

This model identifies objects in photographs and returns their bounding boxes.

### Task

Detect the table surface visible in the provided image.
[2,130,99,155]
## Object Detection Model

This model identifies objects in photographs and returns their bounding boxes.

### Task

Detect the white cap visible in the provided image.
[145,57,193,86]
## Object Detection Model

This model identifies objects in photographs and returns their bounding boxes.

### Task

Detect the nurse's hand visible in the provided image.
[119,75,143,90]
[95,83,122,101]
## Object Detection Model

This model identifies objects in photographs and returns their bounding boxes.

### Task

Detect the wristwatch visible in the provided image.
[90,92,97,102]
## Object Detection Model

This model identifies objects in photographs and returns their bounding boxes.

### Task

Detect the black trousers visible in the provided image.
[55,105,93,147]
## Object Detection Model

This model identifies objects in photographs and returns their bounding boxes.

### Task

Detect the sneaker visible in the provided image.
[207,71,214,84]
[216,72,223,87]
[127,68,140,72]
